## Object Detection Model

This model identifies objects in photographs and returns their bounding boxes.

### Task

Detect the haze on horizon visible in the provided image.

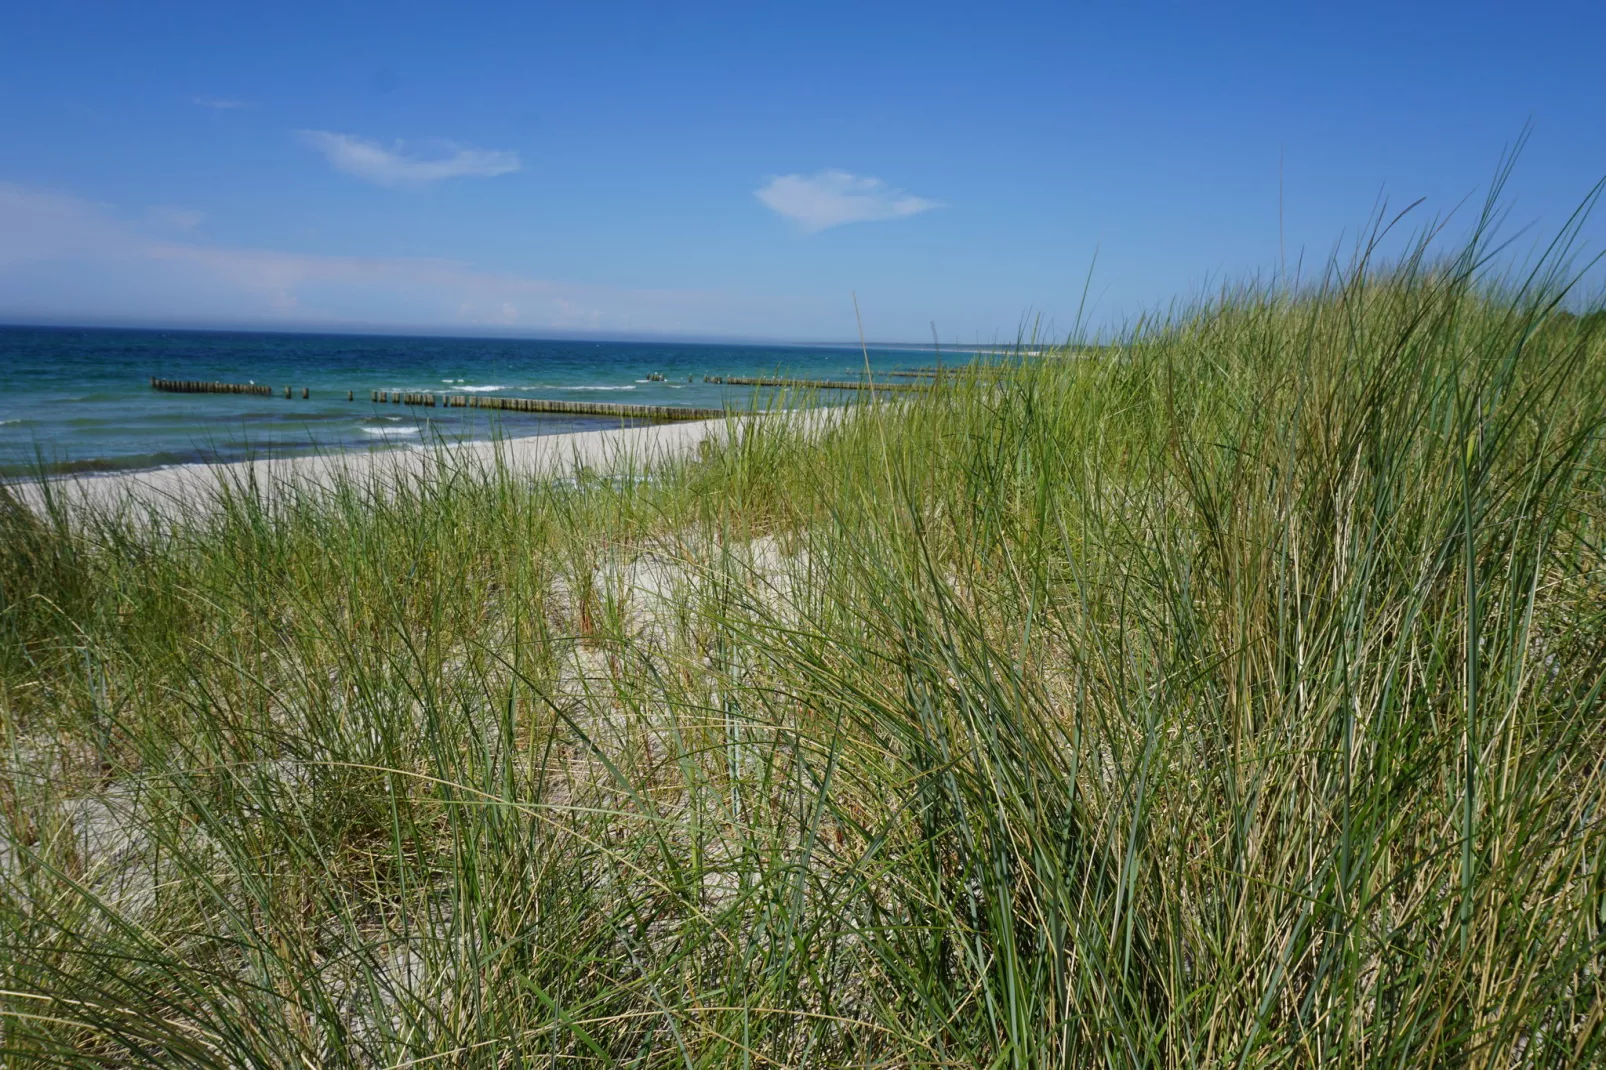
[2,1,1603,344]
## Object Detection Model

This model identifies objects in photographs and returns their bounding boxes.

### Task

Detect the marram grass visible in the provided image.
[2,235,1606,1067]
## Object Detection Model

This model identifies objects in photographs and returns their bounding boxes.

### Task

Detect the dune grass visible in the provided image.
[3,221,1606,1066]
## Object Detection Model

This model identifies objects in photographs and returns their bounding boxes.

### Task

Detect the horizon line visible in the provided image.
[0,315,1055,353]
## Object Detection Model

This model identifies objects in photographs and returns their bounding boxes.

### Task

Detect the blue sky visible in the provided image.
[1,1,1602,342]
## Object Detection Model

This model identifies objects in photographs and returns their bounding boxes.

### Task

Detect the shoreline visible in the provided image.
[8,413,781,518]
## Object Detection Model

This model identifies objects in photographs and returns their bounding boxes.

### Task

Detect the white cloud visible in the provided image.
[0,182,736,333]
[193,97,252,110]
[0,184,118,265]
[300,131,521,187]
[145,206,205,232]
[755,170,940,232]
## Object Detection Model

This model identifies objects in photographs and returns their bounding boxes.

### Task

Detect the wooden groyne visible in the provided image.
[704,375,928,392]
[370,390,726,421]
[372,391,439,406]
[890,365,1015,376]
[151,377,272,396]
[468,395,728,420]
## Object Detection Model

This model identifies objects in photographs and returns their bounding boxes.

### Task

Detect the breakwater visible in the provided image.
[370,391,726,421]
[151,378,273,396]
[704,375,928,391]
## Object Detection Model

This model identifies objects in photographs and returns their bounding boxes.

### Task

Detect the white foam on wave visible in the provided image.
[361,425,421,436]
[558,384,636,392]
[0,418,22,427]
[456,384,505,393]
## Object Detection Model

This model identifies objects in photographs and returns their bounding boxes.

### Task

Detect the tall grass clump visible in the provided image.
[2,213,1605,1066]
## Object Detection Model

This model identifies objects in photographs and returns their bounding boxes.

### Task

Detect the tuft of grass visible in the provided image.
[3,217,1606,1066]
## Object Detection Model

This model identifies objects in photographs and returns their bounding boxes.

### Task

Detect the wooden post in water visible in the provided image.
[348,390,354,401]
[151,378,273,396]
[302,387,310,399]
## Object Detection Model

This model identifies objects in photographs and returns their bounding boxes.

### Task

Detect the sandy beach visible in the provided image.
[10,413,780,518]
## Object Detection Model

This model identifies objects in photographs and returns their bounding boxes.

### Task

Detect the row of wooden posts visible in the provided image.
[151,377,272,396]
[374,391,445,407]
[151,375,936,421]
[149,378,716,419]
[151,378,334,399]
[884,367,1008,378]
[703,374,929,392]
[368,391,726,421]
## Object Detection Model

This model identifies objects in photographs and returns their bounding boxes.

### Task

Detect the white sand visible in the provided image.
[11,413,806,518]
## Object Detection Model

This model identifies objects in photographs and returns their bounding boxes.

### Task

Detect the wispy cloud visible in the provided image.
[193,96,252,110]
[144,206,205,232]
[0,182,739,332]
[755,170,940,232]
[300,131,521,187]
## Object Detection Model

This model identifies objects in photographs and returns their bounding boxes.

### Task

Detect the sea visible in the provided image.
[0,326,949,478]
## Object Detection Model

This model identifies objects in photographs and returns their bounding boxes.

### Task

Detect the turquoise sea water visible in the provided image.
[0,326,944,477]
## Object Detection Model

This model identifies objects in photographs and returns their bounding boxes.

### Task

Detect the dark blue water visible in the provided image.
[0,326,944,477]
